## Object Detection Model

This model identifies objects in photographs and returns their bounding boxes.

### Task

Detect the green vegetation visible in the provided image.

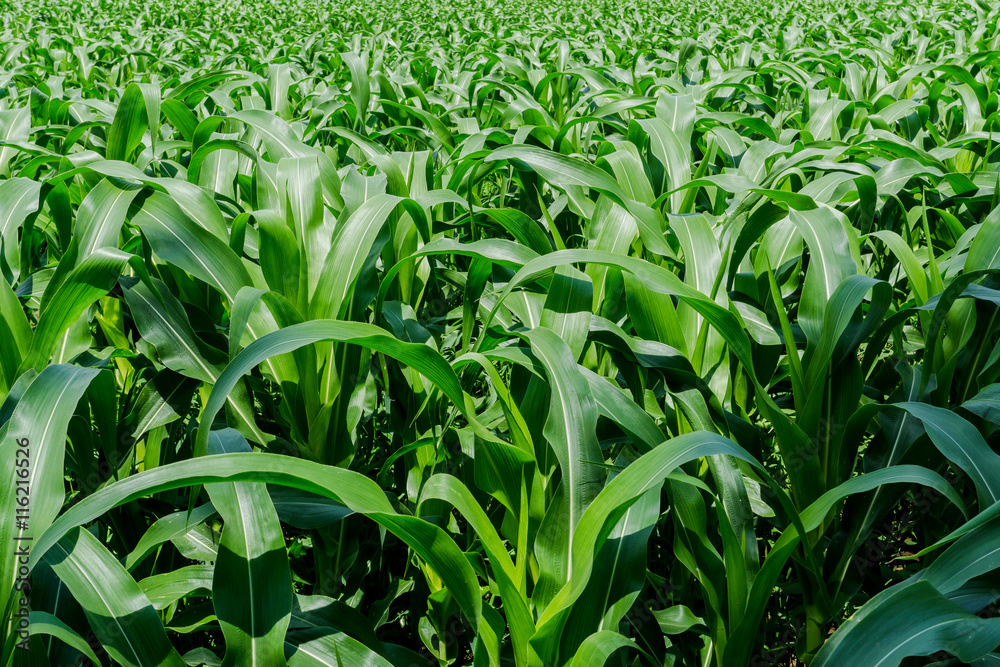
[3,0,1000,664]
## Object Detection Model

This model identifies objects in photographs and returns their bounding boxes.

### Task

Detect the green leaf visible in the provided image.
[43,528,186,667]
[1,365,100,630]
[27,611,103,667]
[19,248,130,373]
[285,629,394,667]
[31,453,487,663]
[567,631,643,667]
[0,177,40,281]
[106,82,160,162]
[814,580,1000,667]
[206,430,292,667]
[131,191,252,304]
[125,504,217,571]
[652,605,705,634]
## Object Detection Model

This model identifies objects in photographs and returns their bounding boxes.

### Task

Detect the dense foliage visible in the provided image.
[3,0,1000,664]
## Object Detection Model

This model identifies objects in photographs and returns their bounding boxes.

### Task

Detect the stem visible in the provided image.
[467,165,478,242]
[959,307,998,403]
[921,187,943,294]
[804,606,825,658]
[765,259,806,412]
[821,373,832,487]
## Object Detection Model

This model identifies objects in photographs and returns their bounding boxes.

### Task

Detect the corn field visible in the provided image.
[3,0,1000,664]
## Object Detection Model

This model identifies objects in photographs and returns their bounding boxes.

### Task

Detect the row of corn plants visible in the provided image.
[4,0,1000,664]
